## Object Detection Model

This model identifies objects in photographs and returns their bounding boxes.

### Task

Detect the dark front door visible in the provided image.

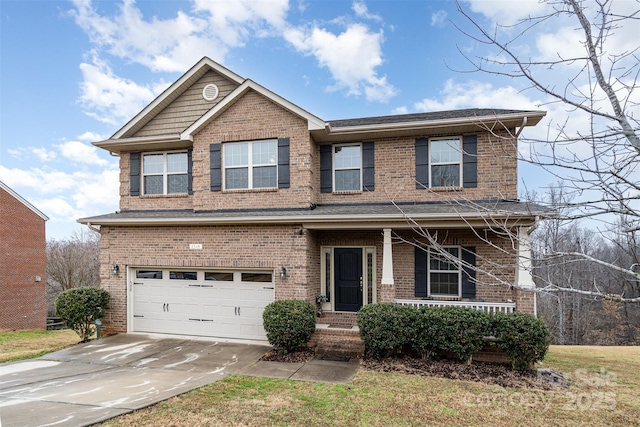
[334,248,363,312]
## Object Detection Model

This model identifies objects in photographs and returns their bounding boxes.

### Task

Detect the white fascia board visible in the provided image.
[325,111,547,136]
[78,211,536,229]
[113,57,244,140]
[0,180,49,221]
[181,80,326,140]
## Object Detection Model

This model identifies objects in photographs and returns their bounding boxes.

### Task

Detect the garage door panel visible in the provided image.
[132,269,274,341]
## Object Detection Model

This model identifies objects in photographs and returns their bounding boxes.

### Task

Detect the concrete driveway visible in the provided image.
[0,334,269,427]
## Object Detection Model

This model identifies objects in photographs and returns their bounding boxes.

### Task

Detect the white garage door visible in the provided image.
[131,269,274,341]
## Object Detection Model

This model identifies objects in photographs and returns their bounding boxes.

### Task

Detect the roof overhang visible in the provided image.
[312,110,547,143]
[79,210,540,230]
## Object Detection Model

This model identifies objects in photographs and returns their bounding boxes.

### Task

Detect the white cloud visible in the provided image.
[6,147,57,162]
[284,23,396,102]
[414,79,542,111]
[352,1,382,22]
[77,131,104,142]
[431,10,447,27]
[462,0,549,26]
[392,106,409,115]
[71,0,290,73]
[57,140,108,166]
[78,54,162,124]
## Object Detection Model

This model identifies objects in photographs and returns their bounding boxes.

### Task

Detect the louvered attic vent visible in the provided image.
[202,84,219,101]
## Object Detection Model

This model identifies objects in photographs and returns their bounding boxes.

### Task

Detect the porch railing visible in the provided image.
[395,299,516,314]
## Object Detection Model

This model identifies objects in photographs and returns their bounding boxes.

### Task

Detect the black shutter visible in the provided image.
[130,152,140,196]
[210,143,221,192]
[362,141,375,191]
[277,138,290,189]
[320,145,332,193]
[462,135,477,188]
[415,138,429,189]
[187,149,193,195]
[461,246,476,299]
[415,246,428,297]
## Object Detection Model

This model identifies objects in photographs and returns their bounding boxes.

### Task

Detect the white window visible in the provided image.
[333,144,361,191]
[224,140,277,190]
[429,246,461,297]
[142,152,188,195]
[430,138,461,187]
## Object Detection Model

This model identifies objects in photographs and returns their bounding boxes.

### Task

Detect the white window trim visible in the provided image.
[332,143,363,192]
[141,150,188,195]
[223,139,277,190]
[428,246,462,298]
[320,246,376,312]
[429,137,462,188]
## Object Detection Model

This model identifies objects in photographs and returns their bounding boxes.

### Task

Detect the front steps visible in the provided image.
[310,325,365,358]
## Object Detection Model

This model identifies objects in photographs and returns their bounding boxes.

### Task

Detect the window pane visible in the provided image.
[167,152,187,173]
[205,272,234,281]
[167,174,188,194]
[225,168,249,189]
[136,270,163,279]
[224,143,248,167]
[144,175,163,194]
[335,169,361,191]
[432,165,460,187]
[430,248,459,271]
[430,272,458,295]
[252,140,277,165]
[143,154,164,174]
[325,251,331,303]
[170,271,197,280]
[334,145,361,168]
[241,272,273,282]
[253,166,277,188]
[431,139,460,163]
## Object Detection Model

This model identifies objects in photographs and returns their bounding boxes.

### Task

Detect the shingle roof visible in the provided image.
[78,200,552,228]
[327,108,543,128]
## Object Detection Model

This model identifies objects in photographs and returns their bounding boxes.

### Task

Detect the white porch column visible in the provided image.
[516,226,534,290]
[381,228,394,285]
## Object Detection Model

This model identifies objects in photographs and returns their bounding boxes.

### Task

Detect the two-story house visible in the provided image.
[80,57,547,346]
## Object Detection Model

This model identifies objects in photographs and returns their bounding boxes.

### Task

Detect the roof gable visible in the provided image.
[112,57,244,139]
[0,181,49,221]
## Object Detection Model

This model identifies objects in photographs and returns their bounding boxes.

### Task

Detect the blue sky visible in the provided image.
[1,0,636,240]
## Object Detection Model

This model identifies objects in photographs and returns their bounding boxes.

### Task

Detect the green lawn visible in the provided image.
[97,345,639,427]
[0,329,79,363]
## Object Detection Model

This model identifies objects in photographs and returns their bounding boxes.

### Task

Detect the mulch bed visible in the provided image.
[361,356,552,390]
[260,348,316,363]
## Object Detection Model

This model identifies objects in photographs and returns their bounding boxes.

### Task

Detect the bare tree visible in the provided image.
[426,0,640,302]
[46,229,100,316]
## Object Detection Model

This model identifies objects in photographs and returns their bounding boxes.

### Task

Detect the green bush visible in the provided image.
[490,312,550,371]
[357,303,416,357]
[433,306,490,363]
[56,287,110,342]
[262,300,316,353]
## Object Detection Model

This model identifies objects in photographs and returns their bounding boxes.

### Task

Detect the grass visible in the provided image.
[97,345,640,427]
[0,329,79,363]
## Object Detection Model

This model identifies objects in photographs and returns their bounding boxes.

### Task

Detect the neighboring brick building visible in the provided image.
[79,57,548,343]
[0,180,48,330]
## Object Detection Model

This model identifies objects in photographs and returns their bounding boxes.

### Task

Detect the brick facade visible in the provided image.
[0,186,47,330]
[86,60,543,337]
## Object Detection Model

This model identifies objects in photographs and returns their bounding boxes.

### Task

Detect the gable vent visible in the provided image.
[202,84,219,102]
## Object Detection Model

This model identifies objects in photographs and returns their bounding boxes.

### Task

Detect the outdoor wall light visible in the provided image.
[111,264,120,276]
[280,266,287,280]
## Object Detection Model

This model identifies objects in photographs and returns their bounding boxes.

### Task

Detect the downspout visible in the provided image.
[515,116,528,138]
[86,222,100,233]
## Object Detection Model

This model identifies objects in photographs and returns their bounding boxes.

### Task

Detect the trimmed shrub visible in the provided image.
[490,312,550,371]
[413,306,490,363]
[56,287,110,342]
[262,300,316,353]
[357,303,416,357]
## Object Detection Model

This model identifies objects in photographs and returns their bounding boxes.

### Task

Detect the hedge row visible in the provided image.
[357,303,549,371]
